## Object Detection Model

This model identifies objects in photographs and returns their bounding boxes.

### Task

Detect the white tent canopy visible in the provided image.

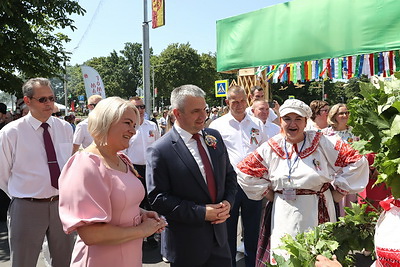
[54,102,67,111]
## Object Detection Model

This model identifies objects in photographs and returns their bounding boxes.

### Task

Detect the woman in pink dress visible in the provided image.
[59,97,167,267]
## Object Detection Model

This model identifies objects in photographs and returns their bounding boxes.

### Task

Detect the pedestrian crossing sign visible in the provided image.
[215,80,228,97]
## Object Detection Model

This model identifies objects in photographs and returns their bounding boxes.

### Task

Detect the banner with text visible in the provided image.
[81,65,106,99]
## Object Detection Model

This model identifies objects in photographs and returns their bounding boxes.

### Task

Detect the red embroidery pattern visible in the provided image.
[376,247,400,266]
[299,131,322,158]
[237,151,268,178]
[334,139,363,167]
[268,132,322,159]
[268,137,286,159]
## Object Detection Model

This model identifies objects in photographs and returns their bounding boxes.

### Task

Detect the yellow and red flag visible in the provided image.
[152,0,165,29]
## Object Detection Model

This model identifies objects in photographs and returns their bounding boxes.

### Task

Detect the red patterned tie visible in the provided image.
[192,133,217,202]
[41,123,60,189]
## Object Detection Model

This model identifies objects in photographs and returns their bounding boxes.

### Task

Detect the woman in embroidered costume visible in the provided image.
[58,97,166,267]
[236,99,369,265]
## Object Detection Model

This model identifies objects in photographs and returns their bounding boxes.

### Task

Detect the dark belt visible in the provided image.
[21,195,59,202]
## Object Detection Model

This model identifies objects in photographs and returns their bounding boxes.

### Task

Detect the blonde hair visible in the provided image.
[88,94,103,104]
[327,103,347,130]
[88,97,139,146]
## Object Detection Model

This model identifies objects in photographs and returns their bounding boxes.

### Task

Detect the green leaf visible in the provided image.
[391,115,400,136]
[388,174,400,198]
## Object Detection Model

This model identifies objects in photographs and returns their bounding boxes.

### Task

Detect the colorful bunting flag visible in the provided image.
[255,50,398,83]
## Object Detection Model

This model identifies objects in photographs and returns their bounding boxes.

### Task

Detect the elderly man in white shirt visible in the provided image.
[252,99,280,138]
[209,85,270,267]
[246,85,280,125]
[0,78,75,267]
[71,94,103,154]
[125,96,160,248]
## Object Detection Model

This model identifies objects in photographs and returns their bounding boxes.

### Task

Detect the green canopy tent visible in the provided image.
[216,0,400,73]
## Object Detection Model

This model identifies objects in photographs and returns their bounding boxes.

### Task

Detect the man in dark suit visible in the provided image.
[147,84,237,267]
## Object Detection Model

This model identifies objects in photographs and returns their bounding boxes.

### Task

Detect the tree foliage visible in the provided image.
[65,42,232,110]
[349,73,400,198]
[151,43,235,108]
[66,42,144,104]
[151,43,202,105]
[0,0,85,95]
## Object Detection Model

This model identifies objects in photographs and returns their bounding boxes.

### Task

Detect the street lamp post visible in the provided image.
[151,63,167,112]
[143,0,151,117]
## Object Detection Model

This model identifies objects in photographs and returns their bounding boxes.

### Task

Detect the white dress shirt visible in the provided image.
[73,118,93,148]
[209,112,269,171]
[0,113,73,198]
[262,120,281,139]
[174,125,211,184]
[125,119,160,165]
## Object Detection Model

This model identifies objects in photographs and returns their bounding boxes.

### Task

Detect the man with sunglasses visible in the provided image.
[72,94,103,154]
[125,96,160,248]
[0,78,75,267]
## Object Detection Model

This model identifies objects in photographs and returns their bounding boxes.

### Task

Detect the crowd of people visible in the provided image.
[0,78,393,267]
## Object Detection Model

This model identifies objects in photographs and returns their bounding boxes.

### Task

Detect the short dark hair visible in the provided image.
[250,86,263,96]
[0,103,6,115]
[309,100,329,120]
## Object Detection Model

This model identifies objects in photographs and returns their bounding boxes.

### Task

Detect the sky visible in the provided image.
[63,0,291,65]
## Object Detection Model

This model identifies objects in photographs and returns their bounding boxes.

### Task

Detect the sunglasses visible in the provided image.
[31,96,55,103]
[337,111,350,116]
[89,103,97,108]
[135,105,146,110]
[52,112,62,117]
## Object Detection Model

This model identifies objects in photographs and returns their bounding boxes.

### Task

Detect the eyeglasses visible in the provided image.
[30,96,55,103]
[52,112,62,117]
[338,111,350,116]
[135,105,146,110]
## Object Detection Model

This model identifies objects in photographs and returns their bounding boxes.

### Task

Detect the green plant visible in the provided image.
[348,73,400,198]
[268,204,378,267]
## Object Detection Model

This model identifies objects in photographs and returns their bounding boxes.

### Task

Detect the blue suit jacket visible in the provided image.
[146,127,237,265]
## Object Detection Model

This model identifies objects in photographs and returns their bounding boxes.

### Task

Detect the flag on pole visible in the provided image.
[81,66,106,99]
[152,0,165,29]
